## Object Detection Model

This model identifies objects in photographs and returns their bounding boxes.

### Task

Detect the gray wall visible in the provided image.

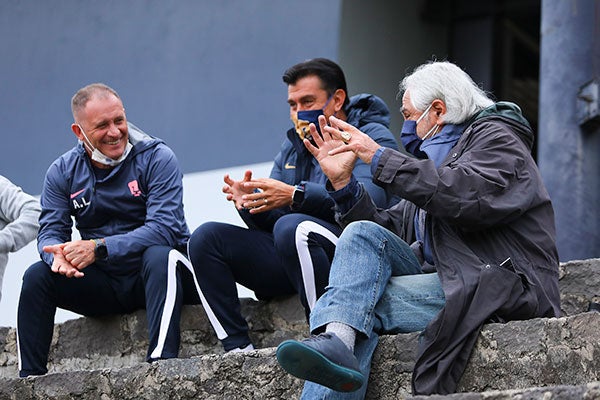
[0,1,342,194]
[338,0,447,138]
[337,0,495,139]
[538,0,600,261]
[1,0,597,262]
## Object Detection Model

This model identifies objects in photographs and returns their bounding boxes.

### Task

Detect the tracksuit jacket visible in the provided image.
[37,123,190,273]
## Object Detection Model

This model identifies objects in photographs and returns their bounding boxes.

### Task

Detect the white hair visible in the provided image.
[399,61,494,124]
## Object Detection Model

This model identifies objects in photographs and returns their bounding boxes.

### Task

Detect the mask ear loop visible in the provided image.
[415,103,433,125]
[415,103,439,140]
[324,94,338,118]
[421,124,440,140]
[77,124,96,153]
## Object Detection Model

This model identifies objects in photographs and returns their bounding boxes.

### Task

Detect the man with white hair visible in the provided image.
[277,61,561,398]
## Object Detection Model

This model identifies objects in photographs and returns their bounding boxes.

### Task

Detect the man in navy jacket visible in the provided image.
[17,83,195,377]
[187,58,399,353]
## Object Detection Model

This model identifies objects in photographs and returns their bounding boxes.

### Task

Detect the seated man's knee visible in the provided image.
[273,214,307,241]
[21,261,53,292]
[339,220,382,243]
[142,245,174,276]
[188,221,229,255]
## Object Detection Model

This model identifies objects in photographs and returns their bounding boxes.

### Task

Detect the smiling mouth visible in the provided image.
[105,138,122,145]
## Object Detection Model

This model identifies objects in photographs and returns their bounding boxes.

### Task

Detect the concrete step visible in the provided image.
[0,258,598,399]
[0,294,308,378]
[406,381,600,400]
[0,312,598,399]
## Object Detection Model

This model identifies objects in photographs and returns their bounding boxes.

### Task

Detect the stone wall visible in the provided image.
[0,258,598,399]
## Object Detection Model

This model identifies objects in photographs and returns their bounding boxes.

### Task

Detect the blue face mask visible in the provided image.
[291,96,333,140]
[401,120,427,158]
[400,103,433,158]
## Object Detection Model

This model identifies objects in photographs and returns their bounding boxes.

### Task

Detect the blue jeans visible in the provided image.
[302,221,446,399]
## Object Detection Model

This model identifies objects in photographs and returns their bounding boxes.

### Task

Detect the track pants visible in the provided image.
[187,213,341,351]
[17,245,200,377]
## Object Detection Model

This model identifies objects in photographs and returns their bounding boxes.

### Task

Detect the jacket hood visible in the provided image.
[471,101,534,149]
[345,93,391,129]
[126,122,164,154]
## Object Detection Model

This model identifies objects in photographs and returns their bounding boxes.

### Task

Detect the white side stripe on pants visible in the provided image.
[184,241,229,340]
[295,221,339,310]
[150,249,207,358]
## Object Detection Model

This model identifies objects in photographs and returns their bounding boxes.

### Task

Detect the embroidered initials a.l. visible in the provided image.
[73,197,90,209]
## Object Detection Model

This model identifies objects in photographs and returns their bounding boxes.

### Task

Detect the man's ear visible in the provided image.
[333,88,346,113]
[71,123,84,141]
[431,99,447,125]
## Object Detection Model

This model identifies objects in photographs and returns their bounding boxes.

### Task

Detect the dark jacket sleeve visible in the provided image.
[37,162,74,265]
[353,122,399,208]
[373,120,541,230]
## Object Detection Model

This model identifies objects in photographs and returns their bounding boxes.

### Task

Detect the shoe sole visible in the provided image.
[276,340,364,392]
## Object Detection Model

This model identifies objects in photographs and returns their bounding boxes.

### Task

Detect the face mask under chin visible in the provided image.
[89,142,132,167]
[78,124,132,167]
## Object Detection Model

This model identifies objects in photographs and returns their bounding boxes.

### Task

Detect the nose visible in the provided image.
[106,123,121,137]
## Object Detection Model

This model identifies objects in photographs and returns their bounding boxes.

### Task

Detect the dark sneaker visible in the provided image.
[276,332,364,392]
[588,301,600,312]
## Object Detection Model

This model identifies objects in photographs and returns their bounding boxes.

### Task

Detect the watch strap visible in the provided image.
[292,183,306,209]
[91,238,108,260]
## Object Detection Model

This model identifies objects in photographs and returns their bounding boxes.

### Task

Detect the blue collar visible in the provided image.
[420,124,464,167]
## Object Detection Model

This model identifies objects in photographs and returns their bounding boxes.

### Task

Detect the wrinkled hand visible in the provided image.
[62,240,96,270]
[302,115,357,190]
[44,244,85,278]
[241,178,294,214]
[223,170,254,210]
[322,115,381,165]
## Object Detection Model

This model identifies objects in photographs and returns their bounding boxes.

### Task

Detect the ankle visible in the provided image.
[326,322,356,352]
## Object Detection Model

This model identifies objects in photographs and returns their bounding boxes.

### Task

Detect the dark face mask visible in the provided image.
[400,120,428,158]
[400,103,434,158]
[292,109,324,140]
[291,96,333,140]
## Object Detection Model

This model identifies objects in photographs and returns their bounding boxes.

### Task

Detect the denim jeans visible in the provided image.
[301,220,446,399]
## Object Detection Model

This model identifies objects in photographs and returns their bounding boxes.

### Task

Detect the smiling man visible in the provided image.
[187,58,399,353]
[16,83,196,377]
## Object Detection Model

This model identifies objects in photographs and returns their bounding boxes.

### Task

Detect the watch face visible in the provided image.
[293,188,305,204]
[95,243,108,259]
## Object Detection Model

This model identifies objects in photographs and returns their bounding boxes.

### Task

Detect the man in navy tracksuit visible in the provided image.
[17,83,196,377]
[187,58,399,353]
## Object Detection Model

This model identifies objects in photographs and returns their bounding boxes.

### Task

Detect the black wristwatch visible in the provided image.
[92,238,108,260]
[292,183,306,209]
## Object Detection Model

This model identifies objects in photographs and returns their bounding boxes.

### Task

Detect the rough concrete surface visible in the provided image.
[0,258,598,399]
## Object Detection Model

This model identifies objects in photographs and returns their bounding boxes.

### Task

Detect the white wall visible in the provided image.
[0,162,272,327]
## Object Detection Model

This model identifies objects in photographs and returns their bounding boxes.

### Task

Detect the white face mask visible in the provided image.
[77,124,132,167]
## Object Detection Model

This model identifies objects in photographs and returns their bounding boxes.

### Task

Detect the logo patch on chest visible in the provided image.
[128,180,142,197]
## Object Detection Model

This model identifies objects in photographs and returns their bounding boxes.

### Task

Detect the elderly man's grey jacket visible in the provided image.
[339,103,561,395]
